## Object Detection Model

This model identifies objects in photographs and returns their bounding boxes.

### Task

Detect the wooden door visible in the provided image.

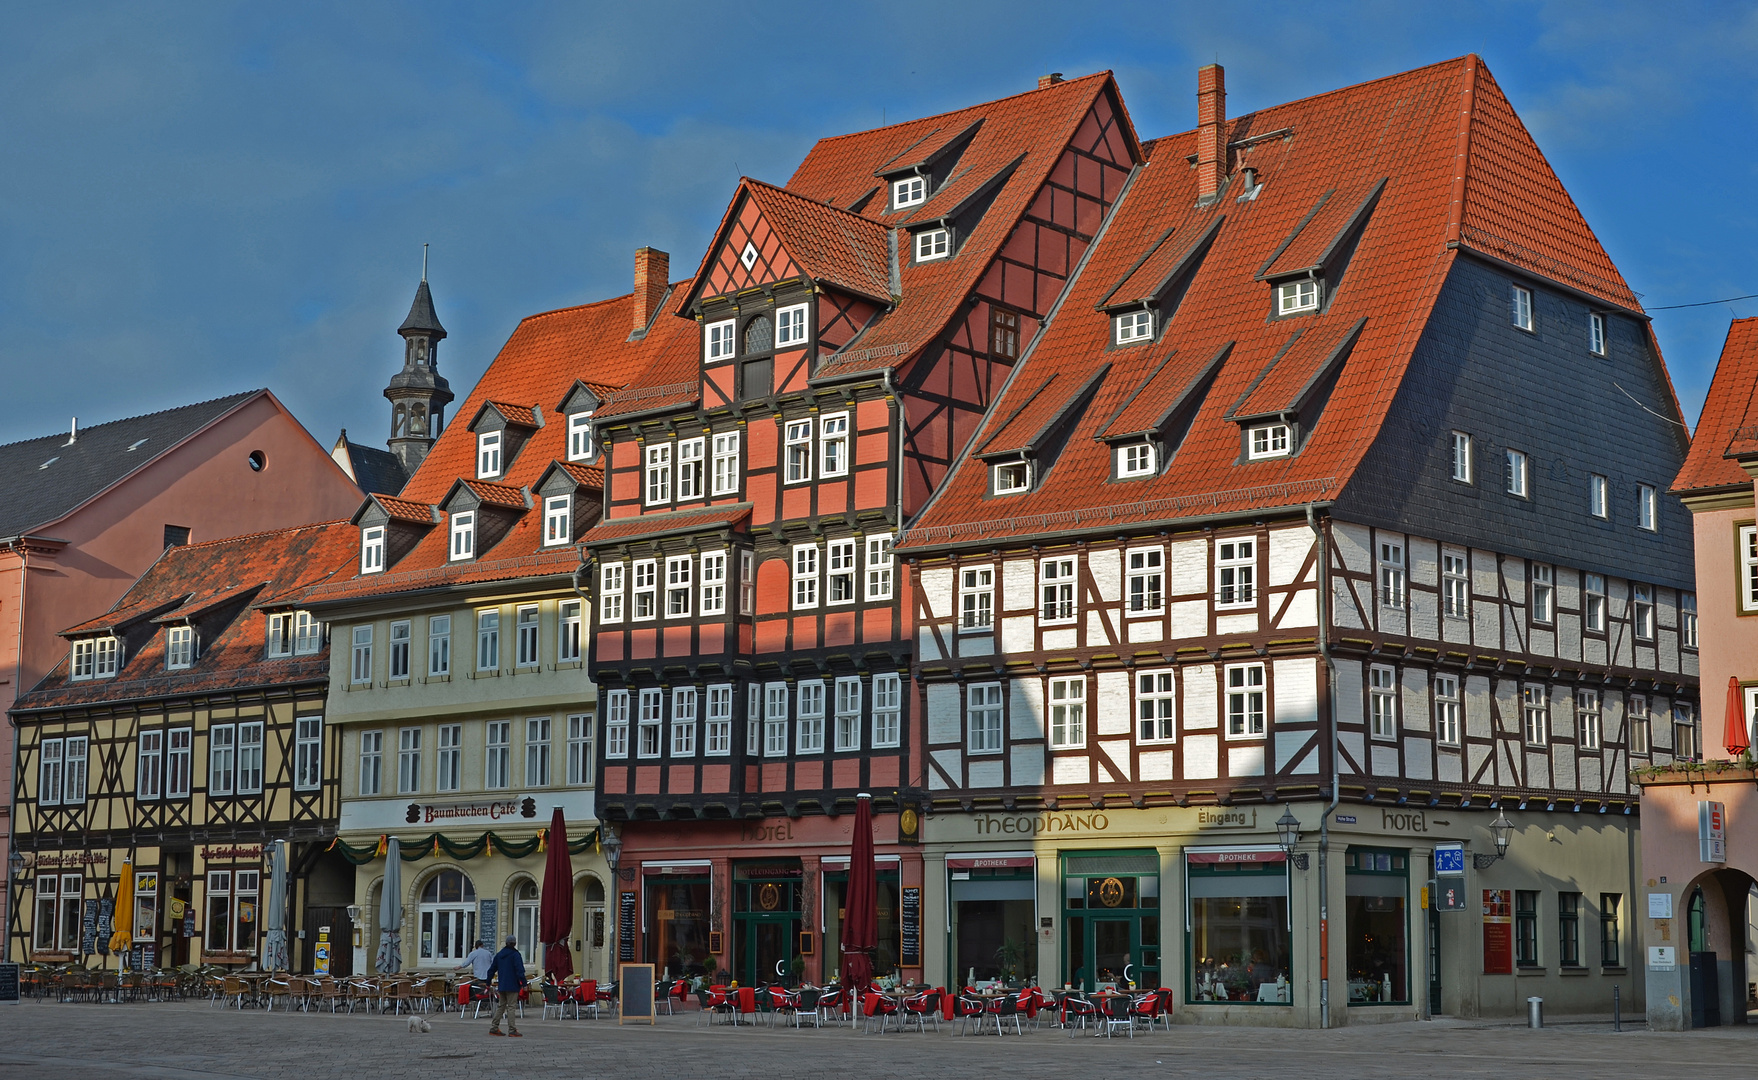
[303,906,352,978]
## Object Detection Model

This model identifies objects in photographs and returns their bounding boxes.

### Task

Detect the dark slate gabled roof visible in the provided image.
[0,390,261,539]
[333,433,409,496]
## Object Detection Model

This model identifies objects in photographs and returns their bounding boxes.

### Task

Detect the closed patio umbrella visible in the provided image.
[840,794,878,997]
[1725,676,1750,757]
[108,858,135,969]
[374,837,403,974]
[263,840,290,971]
[540,807,575,980]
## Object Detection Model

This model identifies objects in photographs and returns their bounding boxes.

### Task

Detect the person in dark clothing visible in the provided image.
[486,935,527,1036]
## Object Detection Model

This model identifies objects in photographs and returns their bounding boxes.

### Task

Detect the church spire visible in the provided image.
[384,254,454,476]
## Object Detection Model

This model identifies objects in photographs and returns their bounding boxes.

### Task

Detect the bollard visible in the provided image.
[1613,985,1621,1032]
[1527,996,1544,1028]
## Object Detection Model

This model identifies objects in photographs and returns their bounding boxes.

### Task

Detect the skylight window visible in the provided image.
[1277,280,1320,314]
[914,228,949,262]
[1113,311,1152,344]
[893,176,926,209]
[1247,423,1290,460]
[449,511,475,561]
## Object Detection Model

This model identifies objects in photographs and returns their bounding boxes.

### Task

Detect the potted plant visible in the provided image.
[993,939,1026,987]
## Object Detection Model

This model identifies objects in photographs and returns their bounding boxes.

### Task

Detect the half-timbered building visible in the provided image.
[898,59,1696,1023]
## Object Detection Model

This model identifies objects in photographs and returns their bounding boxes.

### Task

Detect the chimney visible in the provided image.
[66,417,77,445]
[632,247,670,335]
[1197,64,1227,201]
[1038,73,1064,89]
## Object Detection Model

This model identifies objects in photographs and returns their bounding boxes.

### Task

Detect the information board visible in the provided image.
[478,899,498,951]
[899,887,921,967]
[81,899,100,956]
[618,963,655,1024]
[618,892,637,962]
[0,963,20,1004]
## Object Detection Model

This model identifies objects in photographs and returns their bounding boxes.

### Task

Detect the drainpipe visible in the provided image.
[1306,503,1340,1028]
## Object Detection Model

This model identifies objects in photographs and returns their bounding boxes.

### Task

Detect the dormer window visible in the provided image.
[1113,311,1152,344]
[1248,423,1291,460]
[567,412,593,461]
[1277,280,1320,315]
[71,636,118,680]
[914,228,950,262]
[267,614,292,657]
[706,319,736,362]
[543,495,572,547]
[361,526,385,574]
[165,626,194,670]
[893,176,926,209]
[992,459,1031,495]
[1117,443,1156,478]
[476,431,502,478]
[449,511,475,561]
[293,611,322,654]
[776,304,808,347]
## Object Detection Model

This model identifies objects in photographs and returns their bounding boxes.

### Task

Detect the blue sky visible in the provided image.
[2,2,1754,451]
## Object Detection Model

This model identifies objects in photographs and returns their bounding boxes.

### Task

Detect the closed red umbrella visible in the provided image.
[1725,676,1750,757]
[540,807,575,979]
[840,793,878,996]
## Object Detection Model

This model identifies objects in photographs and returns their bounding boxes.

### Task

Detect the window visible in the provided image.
[1530,564,1554,623]
[1450,432,1473,484]
[792,545,820,608]
[1369,665,1397,739]
[628,689,660,758]
[992,459,1030,494]
[358,730,382,796]
[1217,539,1256,607]
[776,303,808,347]
[1040,557,1076,623]
[968,683,1003,753]
[645,443,672,505]
[398,727,422,793]
[606,691,630,758]
[1589,474,1609,519]
[1277,279,1319,314]
[351,626,373,684]
[785,421,813,483]
[834,677,862,752]
[677,438,704,500]
[1442,552,1469,618]
[476,609,500,670]
[39,738,63,806]
[543,495,572,546]
[601,563,625,624]
[1511,284,1534,331]
[744,314,773,353]
[1743,525,1758,613]
[1117,442,1156,478]
[165,625,194,670]
[1682,592,1698,648]
[476,430,502,477]
[960,567,994,630]
[1226,663,1267,738]
[740,550,755,615]
[417,869,477,963]
[558,601,581,662]
[206,725,238,798]
[485,720,510,787]
[1523,684,1548,745]
[1600,894,1622,967]
[33,873,81,952]
[1114,310,1153,344]
[1674,702,1699,762]
[1128,548,1164,614]
[436,723,462,792]
[428,614,452,675]
[705,686,733,757]
[133,871,158,943]
[873,673,902,748]
[90,635,119,677]
[797,680,825,753]
[712,432,740,495]
[1629,695,1651,755]
[449,511,475,561]
[61,735,86,803]
[633,560,657,621]
[1558,892,1581,967]
[238,721,263,794]
[1137,670,1176,743]
[1505,449,1528,497]
[764,683,789,756]
[892,175,925,208]
[71,638,95,680]
[567,411,593,461]
[1434,675,1460,746]
[138,729,163,800]
[1578,689,1601,751]
[990,308,1020,359]
[566,713,595,783]
[1632,583,1654,640]
[361,526,385,573]
[1248,424,1290,459]
[510,605,537,667]
[205,870,261,955]
[1378,541,1405,609]
[389,620,411,679]
[705,319,736,361]
[748,684,762,755]
[660,556,692,618]
[1049,677,1086,749]
[526,716,552,784]
[914,228,949,261]
[1515,890,1539,967]
[1589,313,1607,356]
[285,716,320,792]
[671,690,697,757]
[866,536,894,601]
[823,539,857,605]
[820,414,849,477]
[692,552,727,616]
[1583,573,1606,632]
[1636,484,1657,532]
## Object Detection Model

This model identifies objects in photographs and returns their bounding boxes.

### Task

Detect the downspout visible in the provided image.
[1306,503,1339,1028]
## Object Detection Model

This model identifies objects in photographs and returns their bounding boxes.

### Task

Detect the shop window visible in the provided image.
[1343,848,1408,1004]
[1187,855,1289,1003]
[34,873,83,952]
[644,872,713,980]
[825,865,901,981]
[133,873,159,944]
[205,870,260,954]
[952,859,1038,987]
[418,870,478,964]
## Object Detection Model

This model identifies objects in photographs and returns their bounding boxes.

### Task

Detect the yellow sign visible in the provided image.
[1098,878,1126,908]
[1420,886,1429,910]
[758,883,780,911]
[315,926,331,976]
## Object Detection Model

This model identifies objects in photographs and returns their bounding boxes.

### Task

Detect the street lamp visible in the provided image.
[1275,807,1309,870]
[1474,811,1515,869]
[601,826,622,876]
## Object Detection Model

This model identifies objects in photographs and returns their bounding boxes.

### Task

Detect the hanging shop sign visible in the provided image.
[1699,801,1727,864]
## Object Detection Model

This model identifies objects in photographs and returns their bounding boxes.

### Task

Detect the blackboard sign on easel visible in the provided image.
[0,963,20,1004]
[899,887,921,967]
[618,963,655,1024]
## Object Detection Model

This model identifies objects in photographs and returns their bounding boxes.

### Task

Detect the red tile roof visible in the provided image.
[480,400,542,428]
[739,180,892,303]
[374,494,439,524]
[458,479,530,510]
[555,461,604,488]
[1674,317,1758,495]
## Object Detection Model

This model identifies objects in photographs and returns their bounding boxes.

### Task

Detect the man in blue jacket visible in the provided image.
[486,935,527,1037]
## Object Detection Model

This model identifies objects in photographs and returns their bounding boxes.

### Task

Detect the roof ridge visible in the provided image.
[747,176,890,228]
[0,389,262,452]
[166,517,351,552]
[808,71,1113,146]
[1154,55,1475,142]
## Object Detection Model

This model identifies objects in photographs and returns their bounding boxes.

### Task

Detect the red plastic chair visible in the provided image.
[900,989,940,1032]
[735,986,758,1025]
[861,989,899,1033]
[954,994,986,1035]
[1060,992,1096,1037]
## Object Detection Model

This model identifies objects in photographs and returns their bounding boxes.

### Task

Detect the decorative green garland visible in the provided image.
[326,827,601,866]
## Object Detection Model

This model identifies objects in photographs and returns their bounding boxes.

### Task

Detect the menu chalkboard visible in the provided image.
[618,963,655,1024]
[0,963,20,1004]
[81,899,100,956]
[96,898,114,956]
[899,887,921,967]
[479,899,498,950]
[618,892,637,962]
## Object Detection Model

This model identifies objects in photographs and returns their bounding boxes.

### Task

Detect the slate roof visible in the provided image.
[1673,316,1758,495]
[333,432,409,496]
[0,390,260,539]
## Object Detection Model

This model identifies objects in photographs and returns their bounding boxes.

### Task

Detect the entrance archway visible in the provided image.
[1676,867,1757,1027]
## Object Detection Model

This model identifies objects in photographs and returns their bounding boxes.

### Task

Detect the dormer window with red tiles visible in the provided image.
[165,625,195,670]
[567,412,593,461]
[542,495,571,547]
[70,635,120,681]
[361,525,385,573]
[476,431,502,478]
[991,458,1031,495]
[1247,423,1291,460]
[1276,279,1320,315]
[892,175,926,209]
[914,228,950,263]
[1117,442,1157,478]
[1113,310,1152,345]
[448,511,475,561]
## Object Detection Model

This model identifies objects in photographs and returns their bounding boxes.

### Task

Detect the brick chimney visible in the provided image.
[632,247,670,334]
[1197,64,1227,200]
[1038,73,1064,89]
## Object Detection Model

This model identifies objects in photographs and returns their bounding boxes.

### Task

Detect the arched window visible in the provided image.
[418,869,477,963]
[743,316,773,354]
[393,404,408,438]
[585,878,605,903]
[513,879,540,966]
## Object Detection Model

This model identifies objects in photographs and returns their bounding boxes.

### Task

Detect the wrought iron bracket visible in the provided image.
[1289,853,1310,870]
[1472,853,1502,870]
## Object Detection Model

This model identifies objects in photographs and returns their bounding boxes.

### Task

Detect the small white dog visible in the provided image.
[407,1015,433,1033]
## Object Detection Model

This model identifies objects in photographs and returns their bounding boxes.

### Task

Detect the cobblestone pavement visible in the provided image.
[1,1001,1754,1080]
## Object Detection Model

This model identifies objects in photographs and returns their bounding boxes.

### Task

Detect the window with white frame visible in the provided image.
[777,303,809,347]
[1451,431,1473,483]
[449,511,475,561]
[351,626,373,684]
[1434,675,1460,746]
[892,176,926,208]
[567,411,593,461]
[700,553,727,615]
[1443,551,1469,618]
[361,525,385,573]
[62,735,86,803]
[671,689,697,757]
[94,635,120,677]
[645,443,672,505]
[71,638,95,680]
[632,560,657,621]
[785,421,812,483]
[1522,684,1548,745]
[474,608,501,671]
[834,677,862,752]
[1118,443,1156,478]
[39,737,63,806]
[1511,284,1534,331]
[1128,547,1164,615]
[566,713,594,783]
[1589,474,1609,519]
[675,438,703,501]
[1578,689,1602,751]
[1632,583,1654,640]
[1673,702,1699,762]
[1040,557,1076,623]
[1248,424,1291,459]
[1629,694,1651,755]
[1049,677,1086,749]
[390,620,411,679]
[968,683,1003,753]
[705,686,733,757]
[873,673,902,748]
[866,535,894,601]
[914,228,949,261]
[712,432,740,495]
[764,683,789,756]
[238,721,263,794]
[1506,449,1528,497]
[706,319,736,361]
[166,625,194,670]
[1378,541,1406,609]
[33,872,83,952]
[294,612,321,654]
[992,459,1030,494]
[1636,484,1657,532]
[1584,573,1607,633]
[748,684,762,755]
[820,414,849,477]
[514,605,539,666]
[164,728,192,798]
[792,545,820,608]
[827,539,857,604]
[797,680,826,753]
[1531,564,1554,623]
[960,567,994,630]
[605,691,630,758]
[266,613,291,658]
[526,716,552,784]
[1682,592,1698,648]
[428,614,451,675]
[1217,539,1256,607]
[1589,312,1607,356]
[398,727,422,793]
[637,689,663,758]
[558,601,581,662]
[543,495,571,546]
[205,870,260,955]
[601,564,625,623]
[436,723,461,792]
[1742,526,1758,613]
[209,725,237,797]
[477,431,502,478]
[357,729,381,796]
[665,556,693,617]
[1114,310,1152,344]
[740,550,756,615]
[1226,663,1267,738]
[133,872,158,943]
[1277,279,1320,314]
[138,729,163,800]
[1369,665,1397,739]
[1137,670,1176,743]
